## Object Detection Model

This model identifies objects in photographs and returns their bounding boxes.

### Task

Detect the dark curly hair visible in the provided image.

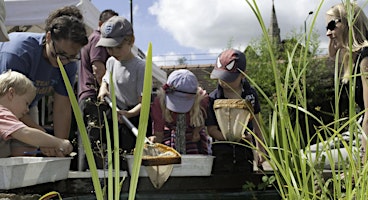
[44,6,88,46]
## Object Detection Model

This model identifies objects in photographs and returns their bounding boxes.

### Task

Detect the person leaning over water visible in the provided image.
[149,69,210,155]
[97,16,152,170]
[0,5,88,156]
[325,3,368,162]
[78,9,118,170]
[0,1,71,157]
[0,70,73,157]
[206,49,266,174]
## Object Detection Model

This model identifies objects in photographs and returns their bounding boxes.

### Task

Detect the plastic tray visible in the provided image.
[126,155,214,177]
[0,157,72,190]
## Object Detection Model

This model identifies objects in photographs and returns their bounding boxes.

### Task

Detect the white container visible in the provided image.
[126,155,215,177]
[0,157,72,190]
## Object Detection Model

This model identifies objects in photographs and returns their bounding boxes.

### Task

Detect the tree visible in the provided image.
[245,31,335,145]
[177,57,187,65]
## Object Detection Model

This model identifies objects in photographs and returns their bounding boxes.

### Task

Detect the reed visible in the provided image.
[58,57,103,199]
[57,42,153,199]
[243,0,368,199]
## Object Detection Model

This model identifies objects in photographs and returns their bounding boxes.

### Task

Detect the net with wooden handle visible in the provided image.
[104,96,181,166]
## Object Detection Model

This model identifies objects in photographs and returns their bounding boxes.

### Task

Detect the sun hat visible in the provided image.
[96,16,133,47]
[0,0,9,42]
[164,69,198,113]
[210,49,246,82]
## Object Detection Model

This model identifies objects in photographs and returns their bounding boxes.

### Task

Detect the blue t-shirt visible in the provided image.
[0,32,77,107]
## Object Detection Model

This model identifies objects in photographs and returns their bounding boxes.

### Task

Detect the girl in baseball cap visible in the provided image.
[150,69,210,154]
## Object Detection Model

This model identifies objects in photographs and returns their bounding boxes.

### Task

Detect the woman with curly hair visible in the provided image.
[0,5,88,156]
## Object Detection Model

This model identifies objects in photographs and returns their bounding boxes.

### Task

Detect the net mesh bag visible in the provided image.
[214,99,253,142]
[141,143,181,166]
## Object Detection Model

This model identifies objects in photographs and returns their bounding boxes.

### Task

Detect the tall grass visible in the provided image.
[58,42,152,199]
[58,58,103,199]
[244,0,368,199]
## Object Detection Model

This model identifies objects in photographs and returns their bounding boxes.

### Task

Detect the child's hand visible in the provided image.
[192,132,200,142]
[97,85,109,101]
[117,110,131,123]
[191,127,202,142]
[59,139,73,155]
[149,132,164,143]
[256,147,267,167]
[40,139,73,157]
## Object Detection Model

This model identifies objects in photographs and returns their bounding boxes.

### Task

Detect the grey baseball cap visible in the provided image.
[96,16,133,47]
[0,0,9,42]
[165,69,198,113]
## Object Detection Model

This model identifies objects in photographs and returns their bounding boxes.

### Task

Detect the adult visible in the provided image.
[78,9,118,169]
[326,3,368,161]
[0,5,88,156]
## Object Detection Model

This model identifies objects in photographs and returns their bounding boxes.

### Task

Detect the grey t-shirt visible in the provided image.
[102,56,145,110]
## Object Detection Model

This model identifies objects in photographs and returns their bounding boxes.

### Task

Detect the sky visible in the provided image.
[91,0,368,66]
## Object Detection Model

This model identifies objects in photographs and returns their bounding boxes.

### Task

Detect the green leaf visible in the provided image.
[57,57,103,200]
[128,42,153,200]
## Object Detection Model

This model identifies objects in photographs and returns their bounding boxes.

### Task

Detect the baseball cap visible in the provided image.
[164,69,198,113]
[96,16,133,47]
[0,0,9,42]
[210,49,246,82]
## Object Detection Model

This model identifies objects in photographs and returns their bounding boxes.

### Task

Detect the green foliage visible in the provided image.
[243,0,368,199]
[177,57,187,65]
[59,42,153,200]
[58,57,103,200]
[242,175,276,191]
[128,43,153,200]
[245,28,335,145]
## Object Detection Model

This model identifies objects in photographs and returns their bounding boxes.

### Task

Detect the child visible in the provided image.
[0,70,73,157]
[96,16,152,169]
[206,49,266,173]
[150,69,210,155]
[0,6,88,156]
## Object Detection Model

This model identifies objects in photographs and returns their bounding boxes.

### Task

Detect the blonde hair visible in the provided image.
[326,2,368,52]
[157,87,207,127]
[0,70,36,97]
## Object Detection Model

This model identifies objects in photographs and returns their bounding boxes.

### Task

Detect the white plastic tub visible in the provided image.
[0,157,72,190]
[126,155,215,177]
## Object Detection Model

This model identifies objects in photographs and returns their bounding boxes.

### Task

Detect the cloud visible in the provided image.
[152,51,218,66]
[148,0,368,53]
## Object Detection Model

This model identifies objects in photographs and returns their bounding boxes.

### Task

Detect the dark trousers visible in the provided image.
[79,97,110,170]
[211,143,253,175]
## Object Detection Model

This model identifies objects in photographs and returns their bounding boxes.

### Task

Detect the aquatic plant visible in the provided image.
[244,0,368,199]
[56,42,152,199]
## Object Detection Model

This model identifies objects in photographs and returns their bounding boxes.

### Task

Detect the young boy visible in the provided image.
[96,16,152,169]
[206,49,266,174]
[0,70,73,157]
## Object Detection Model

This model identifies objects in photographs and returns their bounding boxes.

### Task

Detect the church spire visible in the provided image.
[268,0,281,44]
